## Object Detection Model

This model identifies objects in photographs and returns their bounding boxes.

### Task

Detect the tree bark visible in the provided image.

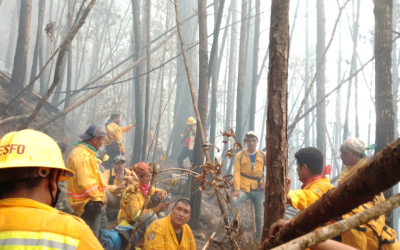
[261,0,290,242]
[130,0,143,165]
[235,0,247,142]
[316,0,326,165]
[261,138,400,249]
[374,0,395,228]
[9,0,32,95]
[249,0,261,131]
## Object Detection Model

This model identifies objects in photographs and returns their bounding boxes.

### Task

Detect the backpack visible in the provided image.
[99,226,138,250]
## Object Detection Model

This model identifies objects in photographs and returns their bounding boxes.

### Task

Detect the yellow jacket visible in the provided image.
[118,185,166,224]
[66,144,106,216]
[288,177,334,211]
[104,122,133,153]
[234,149,266,192]
[143,214,196,250]
[103,168,135,196]
[0,198,103,250]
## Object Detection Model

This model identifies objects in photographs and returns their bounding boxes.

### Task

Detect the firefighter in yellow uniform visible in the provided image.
[0,129,103,249]
[144,199,196,250]
[67,124,107,238]
[104,113,134,169]
[118,162,170,237]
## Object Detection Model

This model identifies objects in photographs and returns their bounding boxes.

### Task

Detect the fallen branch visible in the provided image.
[0,115,29,125]
[202,232,216,250]
[261,138,400,249]
[270,193,400,250]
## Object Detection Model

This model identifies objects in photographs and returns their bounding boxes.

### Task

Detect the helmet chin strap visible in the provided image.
[48,170,61,208]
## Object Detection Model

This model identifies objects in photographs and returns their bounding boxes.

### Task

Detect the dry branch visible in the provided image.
[18,0,97,130]
[270,193,400,250]
[0,115,29,125]
[173,0,234,245]
[261,138,400,249]
[33,31,176,129]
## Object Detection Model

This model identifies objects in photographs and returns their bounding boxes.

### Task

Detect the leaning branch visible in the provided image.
[270,193,400,250]
[0,115,29,125]
[262,138,400,248]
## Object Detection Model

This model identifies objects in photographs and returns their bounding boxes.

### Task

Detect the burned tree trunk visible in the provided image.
[189,0,209,229]
[374,0,395,227]
[9,0,32,95]
[261,0,290,242]
[316,0,326,165]
[130,0,143,165]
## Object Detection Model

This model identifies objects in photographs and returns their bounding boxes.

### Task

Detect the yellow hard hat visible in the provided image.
[0,129,74,181]
[187,117,196,125]
[103,154,110,162]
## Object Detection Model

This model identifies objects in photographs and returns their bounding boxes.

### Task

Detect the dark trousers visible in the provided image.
[105,144,121,170]
[177,147,194,169]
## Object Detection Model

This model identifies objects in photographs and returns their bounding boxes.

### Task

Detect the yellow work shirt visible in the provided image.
[288,177,334,211]
[66,144,106,216]
[234,149,266,192]
[118,185,166,224]
[103,168,136,196]
[103,122,133,154]
[143,214,196,250]
[0,198,103,250]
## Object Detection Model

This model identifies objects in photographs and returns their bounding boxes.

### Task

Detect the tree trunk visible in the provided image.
[24,0,45,100]
[235,0,247,142]
[261,0,290,242]
[9,0,32,95]
[188,0,209,230]
[334,16,343,172]
[316,0,326,165]
[374,0,395,228]
[249,0,261,131]
[5,0,20,72]
[130,0,143,165]
[304,0,310,147]
[141,0,151,161]
[261,138,400,249]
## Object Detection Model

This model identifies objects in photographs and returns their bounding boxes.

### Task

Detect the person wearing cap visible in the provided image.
[104,113,134,170]
[230,131,266,239]
[143,199,196,250]
[118,162,170,238]
[66,124,107,238]
[0,129,103,249]
[103,155,138,214]
[177,117,196,169]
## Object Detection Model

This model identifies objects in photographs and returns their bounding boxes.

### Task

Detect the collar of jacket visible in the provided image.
[301,174,325,189]
[105,120,120,127]
[0,198,56,213]
[167,214,186,246]
[73,141,97,155]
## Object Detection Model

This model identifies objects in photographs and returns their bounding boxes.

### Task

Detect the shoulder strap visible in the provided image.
[109,170,116,185]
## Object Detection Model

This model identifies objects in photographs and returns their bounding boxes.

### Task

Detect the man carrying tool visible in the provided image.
[177,117,196,169]
[230,131,266,239]
[103,155,137,215]
[143,199,196,250]
[104,113,134,169]
[67,124,107,238]
[0,129,102,249]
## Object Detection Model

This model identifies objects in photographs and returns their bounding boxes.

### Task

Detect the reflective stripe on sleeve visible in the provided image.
[0,231,79,250]
[67,185,99,199]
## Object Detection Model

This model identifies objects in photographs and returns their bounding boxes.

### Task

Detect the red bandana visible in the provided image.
[139,183,150,195]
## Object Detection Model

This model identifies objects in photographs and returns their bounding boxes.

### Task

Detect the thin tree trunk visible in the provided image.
[249,0,261,131]
[304,0,310,147]
[9,0,32,95]
[261,0,290,242]
[5,0,21,72]
[374,0,395,227]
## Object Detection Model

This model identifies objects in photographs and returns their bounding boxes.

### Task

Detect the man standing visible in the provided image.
[104,113,134,169]
[67,124,107,238]
[0,129,102,249]
[230,131,266,239]
[103,155,137,214]
[143,199,196,250]
[177,117,196,169]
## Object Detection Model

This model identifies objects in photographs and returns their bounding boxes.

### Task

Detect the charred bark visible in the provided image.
[261,0,290,242]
